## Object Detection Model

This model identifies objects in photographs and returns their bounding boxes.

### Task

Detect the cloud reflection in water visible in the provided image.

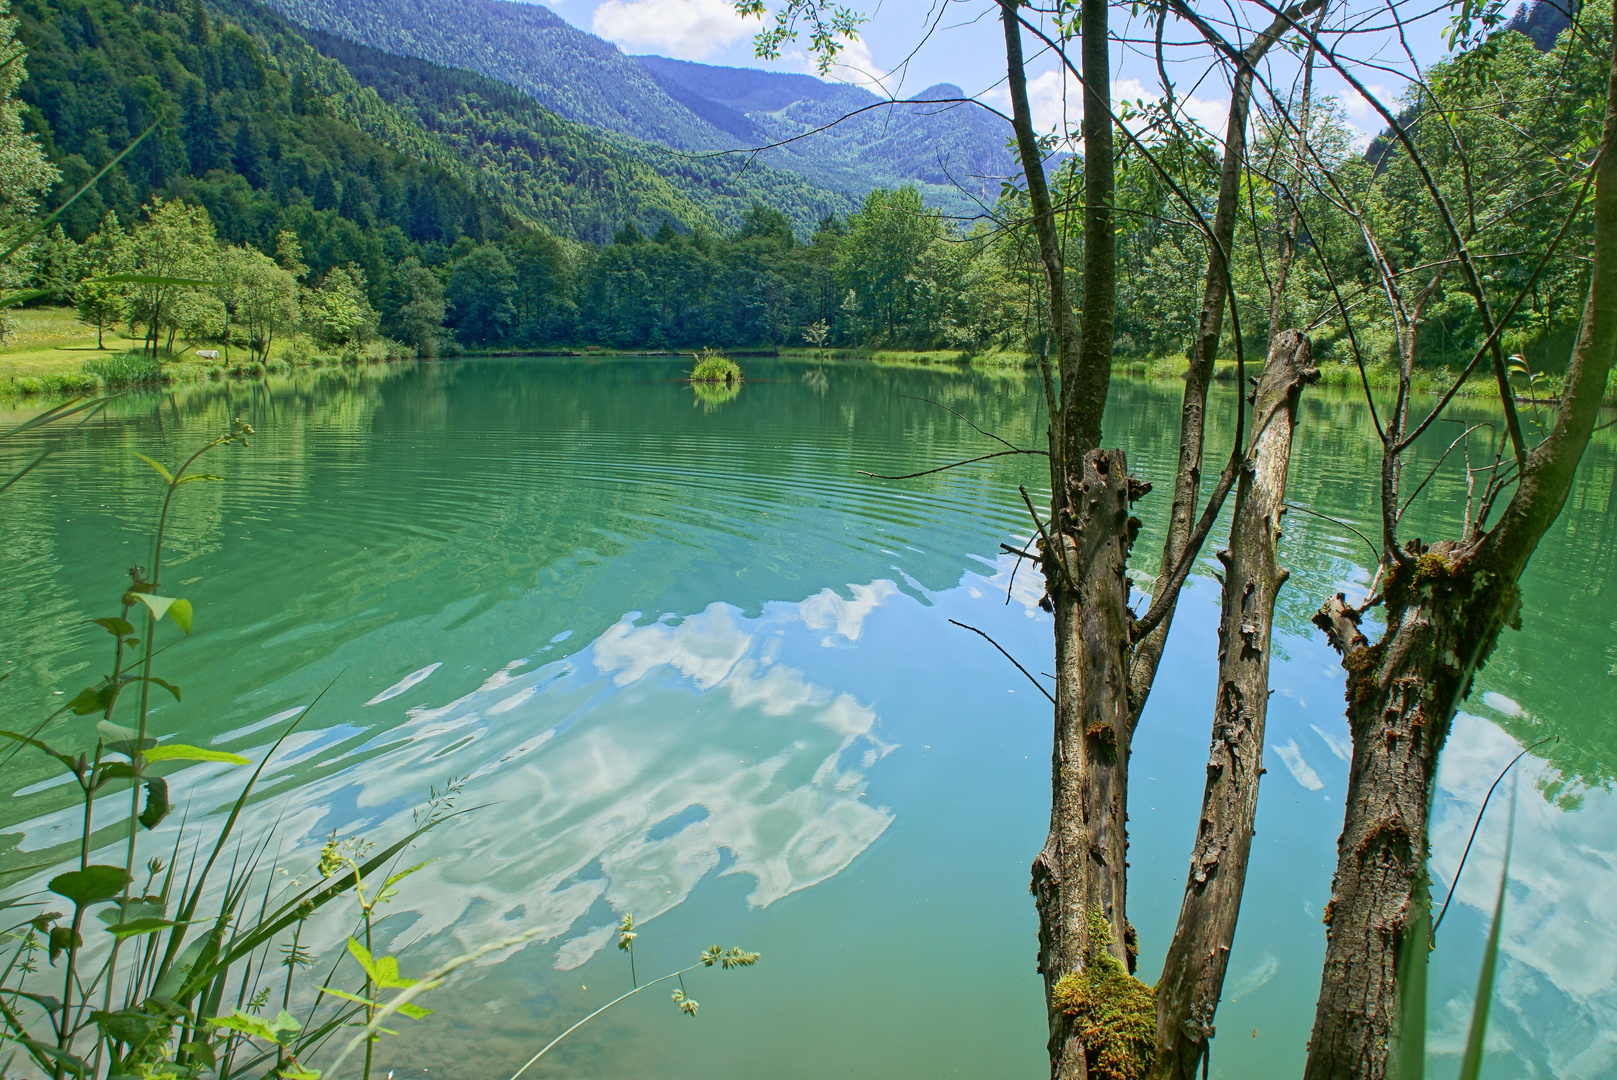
[7,584,902,983]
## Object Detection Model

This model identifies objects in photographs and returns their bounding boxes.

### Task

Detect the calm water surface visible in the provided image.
[2,360,1613,1079]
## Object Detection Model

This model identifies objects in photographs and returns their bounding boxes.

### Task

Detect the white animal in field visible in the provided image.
[196,349,220,360]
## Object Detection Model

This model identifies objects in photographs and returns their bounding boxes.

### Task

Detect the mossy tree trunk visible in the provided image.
[1303,13,1617,1077]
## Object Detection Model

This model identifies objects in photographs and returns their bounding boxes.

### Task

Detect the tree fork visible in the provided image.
[1150,330,1318,1080]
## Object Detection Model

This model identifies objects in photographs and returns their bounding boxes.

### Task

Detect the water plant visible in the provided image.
[690,347,742,384]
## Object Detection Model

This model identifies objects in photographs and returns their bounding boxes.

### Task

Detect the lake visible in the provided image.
[2,359,1613,1079]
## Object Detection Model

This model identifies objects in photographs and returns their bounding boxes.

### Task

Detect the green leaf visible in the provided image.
[92,761,139,789]
[93,617,135,637]
[319,987,377,1008]
[179,1041,218,1070]
[133,453,173,485]
[48,865,131,906]
[346,938,378,981]
[48,925,83,961]
[68,686,110,715]
[148,676,183,701]
[92,1008,155,1044]
[0,289,53,310]
[143,744,249,765]
[166,599,193,636]
[133,592,176,622]
[138,777,170,829]
[381,860,432,891]
[16,1036,87,1077]
[278,1066,321,1080]
[395,1001,432,1019]
[103,916,178,939]
[174,473,224,486]
[208,1008,301,1046]
[98,899,165,927]
[0,729,79,772]
[97,720,137,742]
[152,934,208,1001]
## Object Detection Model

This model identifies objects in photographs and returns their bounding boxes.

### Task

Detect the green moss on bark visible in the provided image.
[1051,909,1156,1080]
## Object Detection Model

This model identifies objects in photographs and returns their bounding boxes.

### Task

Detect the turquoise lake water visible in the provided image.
[2,359,1613,1079]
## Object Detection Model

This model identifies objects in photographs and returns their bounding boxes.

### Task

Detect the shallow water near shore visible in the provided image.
[2,358,1614,1079]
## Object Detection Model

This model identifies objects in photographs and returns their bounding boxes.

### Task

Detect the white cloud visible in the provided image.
[591,0,752,60]
[984,71,1228,149]
[1274,738,1326,791]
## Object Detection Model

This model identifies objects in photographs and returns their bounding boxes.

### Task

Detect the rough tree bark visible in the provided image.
[1035,449,1145,1078]
[1000,4,1136,1075]
[1149,331,1318,1080]
[1303,13,1617,1078]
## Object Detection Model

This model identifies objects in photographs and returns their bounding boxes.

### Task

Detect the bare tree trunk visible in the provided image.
[1304,14,1617,1077]
[999,0,1080,481]
[1070,0,1114,462]
[1267,3,1327,345]
[1150,331,1318,1080]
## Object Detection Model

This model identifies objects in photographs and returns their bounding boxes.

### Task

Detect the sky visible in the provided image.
[515,0,1512,147]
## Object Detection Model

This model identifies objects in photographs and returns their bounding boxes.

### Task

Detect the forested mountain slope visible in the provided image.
[15,0,848,256]
[258,0,1014,214]
[260,0,733,150]
[295,27,853,239]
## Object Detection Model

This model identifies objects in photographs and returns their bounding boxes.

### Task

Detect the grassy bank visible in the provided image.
[0,308,417,398]
[1114,354,1617,406]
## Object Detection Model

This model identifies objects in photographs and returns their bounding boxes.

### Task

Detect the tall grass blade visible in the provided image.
[1458,781,1517,1080]
[1393,877,1430,1080]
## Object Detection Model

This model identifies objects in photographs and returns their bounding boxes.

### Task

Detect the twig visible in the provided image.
[1018,484,1075,591]
[1002,539,1038,604]
[1432,735,1555,937]
[857,449,1044,480]
[947,619,1055,704]
[1285,502,1382,563]
[900,395,1030,454]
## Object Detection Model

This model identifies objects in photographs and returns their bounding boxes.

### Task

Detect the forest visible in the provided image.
[1,0,1615,1078]
[0,0,1606,390]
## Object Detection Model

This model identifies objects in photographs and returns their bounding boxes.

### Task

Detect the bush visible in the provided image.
[284,333,317,365]
[1,372,102,396]
[83,350,163,388]
[691,346,742,383]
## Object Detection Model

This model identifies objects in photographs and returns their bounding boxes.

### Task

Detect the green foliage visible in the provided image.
[82,350,162,388]
[1050,910,1156,1080]
[0,422,470,1080]
[690,347,742,383]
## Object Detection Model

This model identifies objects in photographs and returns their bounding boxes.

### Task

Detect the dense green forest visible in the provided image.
[3,0,1605,373]
[260,0,1021,220]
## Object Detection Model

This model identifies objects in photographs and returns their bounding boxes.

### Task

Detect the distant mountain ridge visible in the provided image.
[258,0,1015,214]
[636,56,1016,214]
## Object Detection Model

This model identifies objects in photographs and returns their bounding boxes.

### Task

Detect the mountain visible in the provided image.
[259,0,734,150]
[16,0,846,255]
[294,27,854,239]
[637,57,1017,215]
[256,0,1015,214]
